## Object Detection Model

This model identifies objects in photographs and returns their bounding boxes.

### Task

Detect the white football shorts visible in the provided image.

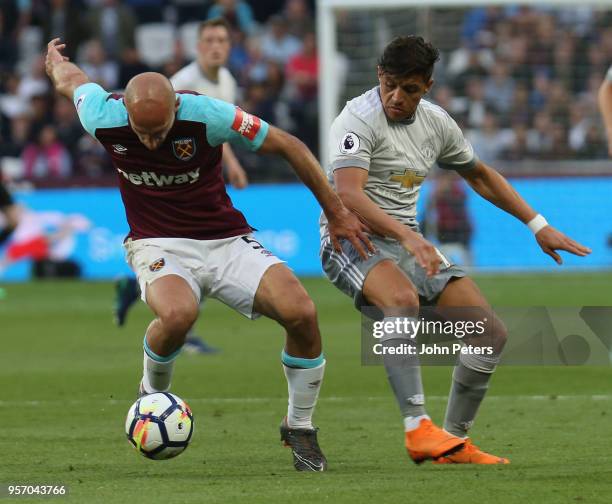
[123,234,284,319]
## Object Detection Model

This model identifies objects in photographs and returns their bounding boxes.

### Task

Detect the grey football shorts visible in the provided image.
[320,232,466,309]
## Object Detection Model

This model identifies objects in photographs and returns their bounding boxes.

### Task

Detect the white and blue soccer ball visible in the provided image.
[125,392,194,460]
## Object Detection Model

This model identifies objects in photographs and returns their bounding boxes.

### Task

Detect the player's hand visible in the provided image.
[400,232,440,277]
[45,38,69,77]
[327,206,375,260]
[535,225,591,265]
[227,166,248,189]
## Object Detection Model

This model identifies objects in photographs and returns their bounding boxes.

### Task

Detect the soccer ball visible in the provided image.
[125,392,194,460]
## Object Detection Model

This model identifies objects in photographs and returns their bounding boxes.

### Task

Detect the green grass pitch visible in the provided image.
[1,273,612,503]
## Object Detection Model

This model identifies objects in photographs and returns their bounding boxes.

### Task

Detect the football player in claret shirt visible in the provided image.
[114,17,246,354]
[45,37,373,472]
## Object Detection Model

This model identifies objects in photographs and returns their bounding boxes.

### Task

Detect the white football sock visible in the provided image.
[283,360,326,430]
[141,335,181,393]
[403,414,430,432]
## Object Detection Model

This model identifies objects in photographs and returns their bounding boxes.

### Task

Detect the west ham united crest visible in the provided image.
[172,137,196,161]
[149,258,166,272]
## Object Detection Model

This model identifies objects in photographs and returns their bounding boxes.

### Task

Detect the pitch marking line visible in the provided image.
[0,395,611,407]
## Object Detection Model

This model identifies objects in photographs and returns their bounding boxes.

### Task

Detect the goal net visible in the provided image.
[316,0,612,271]
[317,0,612,170]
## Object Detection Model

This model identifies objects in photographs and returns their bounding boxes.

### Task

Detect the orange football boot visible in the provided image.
[405,418,465,464]
[433,438,509,464]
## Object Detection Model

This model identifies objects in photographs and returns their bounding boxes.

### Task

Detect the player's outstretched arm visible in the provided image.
[258,125,375,259]
[459,160,591,264]
[334,167,441,276]
[598,77,612,157]
[45,38,90,100]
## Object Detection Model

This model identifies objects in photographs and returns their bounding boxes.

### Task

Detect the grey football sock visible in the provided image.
[381,317,426,418]
[443,361,493,438]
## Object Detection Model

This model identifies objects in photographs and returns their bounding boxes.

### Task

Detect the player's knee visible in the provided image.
[158,302,198,337]
[388,286,419,309]
[281,295,318,332]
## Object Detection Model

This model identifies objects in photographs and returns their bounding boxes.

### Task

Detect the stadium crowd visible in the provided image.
[430,6,611,164]
[0,1,609,187]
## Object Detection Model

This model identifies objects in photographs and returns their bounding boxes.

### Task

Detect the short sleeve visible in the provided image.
[328,109,376,171]
[436,113,477,171]
[178,94,269,151]
[607,66,612,82]
[73,82,127,137]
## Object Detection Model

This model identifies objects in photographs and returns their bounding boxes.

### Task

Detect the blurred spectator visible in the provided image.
[171,0,209,26]
[426,171,473,267]
[283,0,314,38]
[467,111,513,164]
[501,123,531,161]
[0,74,30,119]
[552,35,577,93]
[0,10,18,72]
[81,39,119,90]
[53,97,82,156]
[75,135,112,178]
[527,111,553,155]
[241,36,270,84]
[41,0,86,61]
[227,28,249,81]
[22,125,71,179]
[483,62,515,115]
[29,93,53,126]
[545,82,570,124]
[1,114,30,157]
[207,0,256,36]
[448,45,490,95]
[508,82,530,126]
[18,56,50,101]
[528,14,556,69]
[577,122,609,159]
[241,81,276,124]
[87,0,137,59]
[118,47,151,89]
[464,77,487,128]
[260,15,302,65]
[124,0,165,24]
[506,36,531,86]
[543,123,572,160]
[529,71,551,112]
[431,85,466,118]
[285,31,318,152]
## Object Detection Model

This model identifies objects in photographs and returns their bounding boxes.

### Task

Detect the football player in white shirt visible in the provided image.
[171,17,247,188]
[598,66,612,157]
[321,36,591,465]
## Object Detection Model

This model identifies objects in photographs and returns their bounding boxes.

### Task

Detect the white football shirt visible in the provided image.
[170,61,237,104]
[323,86,477,229]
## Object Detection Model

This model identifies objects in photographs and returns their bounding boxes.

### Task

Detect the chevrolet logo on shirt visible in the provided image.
[390,170,426,188]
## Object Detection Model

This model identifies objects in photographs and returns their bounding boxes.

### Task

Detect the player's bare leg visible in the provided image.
[362,259,464,464]
[139,274,199,395]
[253,263,327,471]
[434,276,509,464]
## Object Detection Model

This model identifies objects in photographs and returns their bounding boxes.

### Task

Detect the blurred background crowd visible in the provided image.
[0,0,610,188]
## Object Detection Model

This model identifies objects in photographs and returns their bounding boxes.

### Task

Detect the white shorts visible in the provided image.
[124,234,284,319]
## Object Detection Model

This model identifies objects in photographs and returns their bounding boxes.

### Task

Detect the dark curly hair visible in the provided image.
[378,35,440,81]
